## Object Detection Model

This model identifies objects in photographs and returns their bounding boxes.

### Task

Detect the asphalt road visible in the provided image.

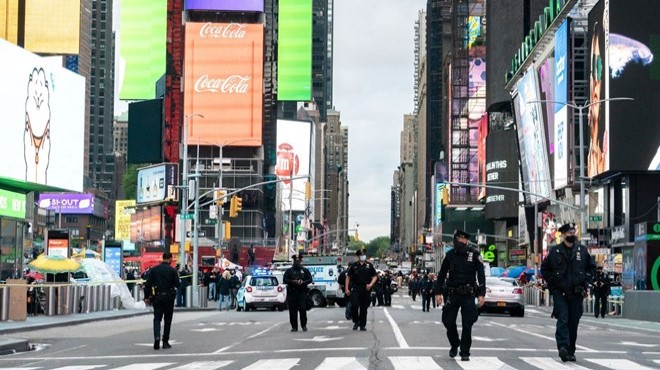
[1,291,660,369]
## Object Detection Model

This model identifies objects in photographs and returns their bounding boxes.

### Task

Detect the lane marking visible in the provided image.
[47,367,105,370]
[273,347,368,353]
[214,322,284,354]
[111,364,173,370]
[241,359,299,370]
[586,359,657,370]
[169,361,234,370]
[383,308,410,348]
[455,356,516,370]
[388,356,441,370]
[521,357,591,370]
[490,321,594,352]
[315,357,367,370]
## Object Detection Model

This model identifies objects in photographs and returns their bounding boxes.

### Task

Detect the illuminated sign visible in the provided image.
[277,0,312,101]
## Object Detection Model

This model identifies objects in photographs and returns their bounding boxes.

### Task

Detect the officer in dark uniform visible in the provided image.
[345,249,377,331]
[591,266,610,318]
[283,255,313,332]
[144,252,180,350]
[383,271,393,306]
[434,229,486,362]
[541,223,596,362]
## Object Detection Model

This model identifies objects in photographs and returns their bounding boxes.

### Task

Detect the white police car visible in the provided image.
[236,268,287,311]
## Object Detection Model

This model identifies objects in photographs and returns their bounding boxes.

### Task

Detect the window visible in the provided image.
[65,216,79,223]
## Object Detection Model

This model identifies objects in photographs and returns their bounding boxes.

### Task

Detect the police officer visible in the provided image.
[434,230,486,362]
[383,271,393,306]
[591,266,611,318]
[541,223,596,362]
[345,249,377,331]
[283,255,313,332]
[144,252,180,350]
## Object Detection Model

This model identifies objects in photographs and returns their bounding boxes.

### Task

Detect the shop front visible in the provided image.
[0,189,27,280]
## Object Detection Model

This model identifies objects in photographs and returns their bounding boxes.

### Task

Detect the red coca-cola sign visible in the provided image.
[276,143,299,184]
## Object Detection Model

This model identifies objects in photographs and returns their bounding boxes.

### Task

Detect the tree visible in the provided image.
[347,236,366,253]
[122,163,148,200]
[366,236,390,258]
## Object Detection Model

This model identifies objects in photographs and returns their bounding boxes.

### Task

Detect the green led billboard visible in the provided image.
[277,0,312,101]
[119,0,167,100]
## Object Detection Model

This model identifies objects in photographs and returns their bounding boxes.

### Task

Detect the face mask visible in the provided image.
[565,235,577,243]
[293,260,301,267]
[359,255,367,262]
[454,239,467,250]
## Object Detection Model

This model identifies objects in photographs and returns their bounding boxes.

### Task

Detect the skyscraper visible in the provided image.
[312,0,334,121]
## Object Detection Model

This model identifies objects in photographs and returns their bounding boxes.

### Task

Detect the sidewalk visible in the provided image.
[532,304,660,332]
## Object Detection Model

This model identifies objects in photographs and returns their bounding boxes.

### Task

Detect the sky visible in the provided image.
[113,1,426,243]
[334,0,426,242]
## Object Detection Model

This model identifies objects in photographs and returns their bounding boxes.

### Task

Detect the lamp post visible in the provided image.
[335,167,345,252]
[529,98,633,234]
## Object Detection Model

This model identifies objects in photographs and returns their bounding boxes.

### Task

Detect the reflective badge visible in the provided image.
[467,252,473,262]
[576,247,582,261]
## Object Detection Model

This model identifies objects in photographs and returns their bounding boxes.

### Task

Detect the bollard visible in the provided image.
[100,285,109,311]
[104,285,112,310]
[83,285,92,313]
[185,285,192,308]
[91,285,99,312]
[198,286,209,308]
[46,286,57,316]
[0,286,9,321]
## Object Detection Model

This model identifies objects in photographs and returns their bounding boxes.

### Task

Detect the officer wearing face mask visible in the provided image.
[283,255,313,332]
[345,249,377,331]
[434,229,486,362]
[541,223,596,363]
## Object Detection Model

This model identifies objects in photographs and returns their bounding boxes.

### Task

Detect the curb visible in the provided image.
[0,338,29,356]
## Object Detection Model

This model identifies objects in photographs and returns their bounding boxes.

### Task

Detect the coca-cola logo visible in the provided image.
[194,74,251,93]
[199,22,247,39]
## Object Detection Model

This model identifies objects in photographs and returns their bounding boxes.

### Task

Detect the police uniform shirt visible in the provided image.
[347,261,377,287]
[541,242,595,294]
[145,262,180,299]
[434,245,486,296]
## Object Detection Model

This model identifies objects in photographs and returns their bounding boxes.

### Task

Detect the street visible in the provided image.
[1,290,660,369]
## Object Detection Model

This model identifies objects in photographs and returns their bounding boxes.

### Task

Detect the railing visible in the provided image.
[523,285,623,316]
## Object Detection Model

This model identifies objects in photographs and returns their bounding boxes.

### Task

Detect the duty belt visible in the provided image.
[448,285,474,296]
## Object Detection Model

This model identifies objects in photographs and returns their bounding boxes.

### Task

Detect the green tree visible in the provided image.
[366,236,390,258]
[122,163,147,200]
[347,236,366,253]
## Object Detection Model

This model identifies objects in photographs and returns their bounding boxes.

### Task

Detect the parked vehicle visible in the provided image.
[480,276,525,317]
[236,269,287,312]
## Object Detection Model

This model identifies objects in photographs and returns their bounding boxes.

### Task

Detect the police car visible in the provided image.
[236,268,287,311]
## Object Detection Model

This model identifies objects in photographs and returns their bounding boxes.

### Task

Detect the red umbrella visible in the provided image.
[25,271,44,280]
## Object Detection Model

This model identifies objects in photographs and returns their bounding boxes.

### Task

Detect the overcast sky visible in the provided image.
[334,0,426,242]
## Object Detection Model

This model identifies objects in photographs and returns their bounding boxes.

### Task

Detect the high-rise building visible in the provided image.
[312,0,334,121]
[401,114,416,165]
[113,112,128,157]
[325,109,348,251]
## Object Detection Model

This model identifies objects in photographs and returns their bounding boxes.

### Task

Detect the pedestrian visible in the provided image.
[144,252,180,350]
[376,272,385,306]
[383,271,392,306]
[229,270,241,309]
[429,273,437,309]
[591,266,611,318]
[248,245,256,266]
[208,268,218,301]
[283,254,313,332]
[420,273,433,312]
[541,222,596,362]
[176,265,191,307]
[410,272,420,301]
[345,249,377,331]
[217,270,232,310]
[435,229,486,362]
[125,268,136,295]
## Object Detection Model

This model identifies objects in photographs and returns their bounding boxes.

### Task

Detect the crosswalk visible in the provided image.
[2,356,659,370]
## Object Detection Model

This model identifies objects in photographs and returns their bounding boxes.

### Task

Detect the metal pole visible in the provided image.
[217,145,223,253]
[180,116,189,267]
[192,141,201,307]
[288,156,294,260]
[534,202,539,279]
[579,106,587,235]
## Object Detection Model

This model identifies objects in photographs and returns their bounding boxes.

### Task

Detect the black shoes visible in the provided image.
[449,347,458,358]
[568,355,577,362]
[291,328,298,332]
[360,327,366,331]
[353,323,359,331]
[460,355,470,361]
[153,338,160,350]
[302,327,308,332]
[162,341,171,349]
[559,347,569,362]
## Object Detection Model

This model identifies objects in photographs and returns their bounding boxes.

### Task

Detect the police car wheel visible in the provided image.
[277,305,285,311]
[243,299,250,312]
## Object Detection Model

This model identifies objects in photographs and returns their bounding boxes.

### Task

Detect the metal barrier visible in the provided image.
[608,296,624,316]
[0,286,8,321]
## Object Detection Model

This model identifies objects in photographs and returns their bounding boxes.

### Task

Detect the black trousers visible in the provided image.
[153,294,175,341]
[350,287,371,328]
[422,291,431,311]
[288,294,307,330]
[442,294,478,356]
[384,288,392,306]
[593,291,608,317]
[552,293,583,355]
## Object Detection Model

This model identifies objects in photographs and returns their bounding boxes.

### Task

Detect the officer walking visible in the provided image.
[591,266,611,318]
[383,271,393,306]
[420,273,433,312]
[434,230,486,361]
[144,252,180,350]
[541,223,596,362]
[283,255,313,332]
[345,249,377,331]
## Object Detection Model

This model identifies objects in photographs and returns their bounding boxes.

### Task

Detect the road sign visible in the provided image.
[589,215,603,222]
[186,231,205,238]
[209,205,218,219]
[179,214,194,220]
[205,218,218,225]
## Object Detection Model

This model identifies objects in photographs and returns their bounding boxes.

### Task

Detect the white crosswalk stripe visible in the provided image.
[586,358,657,369]
[389,356,442,369]
[521,357,592,369]
[315,357,367,370]
[111,365,173,370]
[455,357,517,370]
[50,367,106,370]
[169,361,234,370]
[241,358,299,370]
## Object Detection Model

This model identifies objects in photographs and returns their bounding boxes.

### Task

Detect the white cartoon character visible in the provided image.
[24,67,51,184]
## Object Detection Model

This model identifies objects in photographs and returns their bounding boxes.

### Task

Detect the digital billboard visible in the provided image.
[38,193,94,214]
[115,200,136,251]
[554,20,570,189]
[468,46,487,200]
[119,0,167,99]
[130,206,162,243]
[485,129,520,219]
[587,0,608,177]
[136,164,178,204]
[514,68,553,204]
[276,120,312,212]
[0,189,26,219]
[184,0,264,12]
[23,0,81,54]
[127,99,163,164]
[184,22,264,146]
[277,0,312,101]
[0,39,85,192]
[606,0,660,172]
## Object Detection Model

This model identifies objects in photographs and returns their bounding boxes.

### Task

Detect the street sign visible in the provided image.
[589,215,603,222]
[205,218,218,225]
[209,205,218,219]
[179,214,194,220]
[186,231,205,238]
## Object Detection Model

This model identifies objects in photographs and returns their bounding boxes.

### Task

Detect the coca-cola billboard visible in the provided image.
[184,22,263,146]
[184,0,264,12]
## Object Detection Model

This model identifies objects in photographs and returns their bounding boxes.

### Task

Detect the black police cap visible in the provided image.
[453,229,471,239]
[558,223,577,233]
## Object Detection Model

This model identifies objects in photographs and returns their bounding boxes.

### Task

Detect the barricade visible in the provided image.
[608,295,624,316]
[584,296,593,314]
[0,285,9,321]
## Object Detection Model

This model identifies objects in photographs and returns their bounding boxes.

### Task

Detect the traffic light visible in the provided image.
[235,196,243,213]
[229,195,242,217]
[223,221,231,240]
[304,181,312,201]
[214,189,227,206]
[442,186,449,205]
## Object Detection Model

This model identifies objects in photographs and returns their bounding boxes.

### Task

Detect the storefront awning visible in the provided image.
[0,176,71,194]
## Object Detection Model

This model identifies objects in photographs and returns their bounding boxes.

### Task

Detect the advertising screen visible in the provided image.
[119,0,167,99]
[47,230,69,258]
[130,206,162,243]
[514,68,553,204]
[38,193,94,214]
[276,120,312,212]
[0,189,27,219]
[484,129,520,219]
[587,0,608,177]
[23,0,81,54]
[607,0,660,172]
[469,46,487,200]
[277,0,312,101]
[185,0,263,12]
[115,200,136,251]
[0,39,85,192]
[554,20,570,189]
[128,99,163,164]
[184,22,264,146]
[103,243,123,278]
[136,164,178,204]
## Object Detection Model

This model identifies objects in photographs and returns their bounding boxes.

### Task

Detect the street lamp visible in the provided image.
[528,98,633,234]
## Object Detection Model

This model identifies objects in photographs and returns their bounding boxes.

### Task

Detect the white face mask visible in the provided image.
[359,255,367,262]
